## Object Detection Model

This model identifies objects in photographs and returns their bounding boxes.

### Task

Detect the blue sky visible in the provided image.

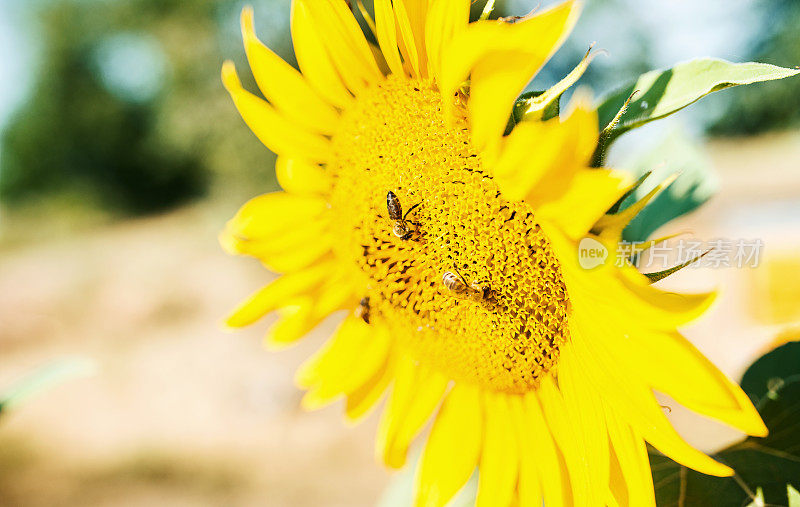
[0,1,36,133]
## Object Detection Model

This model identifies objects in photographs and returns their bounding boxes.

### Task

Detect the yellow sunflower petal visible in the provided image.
[222,222,329,257]
[223,192,327,239]
[492,119,567,188]
[311,271,359,318]
[560,87,601,163]
[558,346,610,500]
[392,0,422,77]
[374,0,405,76]
[520,105,600,202]
[425,0,469,82]
[402,0,429,74]
[415,383,483,507]
[605,408,655,507]
[300,0,381,94]
[609,450,629,506]
[572,332,733,477]
[523,393,566,507]
[345,355,393,423]
[537,168,631,240]
[377,357,449,468]
[295,316,363,389]
[476,392,518,507]
[241,7,340,135]
[300,316,391,409]
[620,328,767,437]
[546,224,717,331]
[265,274,356,349]
[224,262,331,328]
[253,238,333,274]
[290,0,352,108]
[440,1,580,151]
[493,101,605,209]
[223,216,332,271]
[537,375,590,505]
[222,205,334,273]
[615,267,718,328]
[264,296,315,347]
[221,61,331,162]
[275,157,332,196]
[508,395,542,507]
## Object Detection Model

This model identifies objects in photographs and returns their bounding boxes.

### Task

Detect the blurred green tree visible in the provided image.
[707,0,800,136]
[0,0,283,215]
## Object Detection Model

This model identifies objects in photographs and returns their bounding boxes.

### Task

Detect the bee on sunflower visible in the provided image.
[219,1,798,505]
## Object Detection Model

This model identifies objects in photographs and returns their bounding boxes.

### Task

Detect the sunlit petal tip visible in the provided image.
[220,60,239,91]
[747,413,769,438]
[731,395,768,437]
[264,302,313,349]
[711,462,735,478]
[217,317,237,333]
[293,363,316,390]
[299,389,338,411]
[697,288,718,312]
[240,5,255,36]
[341,413,359,427]
[222,311,248,330]
[559,0,584,26]
[217,228,241,256]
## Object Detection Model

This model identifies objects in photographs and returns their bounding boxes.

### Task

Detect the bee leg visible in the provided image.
[402,202,422,220]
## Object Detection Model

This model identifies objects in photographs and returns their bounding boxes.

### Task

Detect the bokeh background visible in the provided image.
[1,0,799,505]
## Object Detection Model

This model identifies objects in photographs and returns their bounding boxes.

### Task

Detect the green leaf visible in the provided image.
[596,58,800,146]
[651,341,800,506]
[616,129,718,242]
[740,341,800,406]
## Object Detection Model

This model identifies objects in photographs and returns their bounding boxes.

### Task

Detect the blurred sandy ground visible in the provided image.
[1,132,800,506]
[0,204,387,506]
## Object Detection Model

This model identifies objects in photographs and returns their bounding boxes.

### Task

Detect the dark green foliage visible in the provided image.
[0,1,214,213]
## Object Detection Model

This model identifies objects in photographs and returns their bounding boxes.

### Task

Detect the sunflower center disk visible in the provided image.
[329,76,571,394]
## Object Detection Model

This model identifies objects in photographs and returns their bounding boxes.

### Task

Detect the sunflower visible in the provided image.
[220,1,767,505]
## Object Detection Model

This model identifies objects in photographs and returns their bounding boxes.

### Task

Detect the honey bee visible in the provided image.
[386,191,421,240]
[442,269,468,294]
[442,264,495,302]
[356,297,371,324]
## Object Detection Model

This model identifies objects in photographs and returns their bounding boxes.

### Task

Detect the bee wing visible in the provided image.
[386,191,403,220]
